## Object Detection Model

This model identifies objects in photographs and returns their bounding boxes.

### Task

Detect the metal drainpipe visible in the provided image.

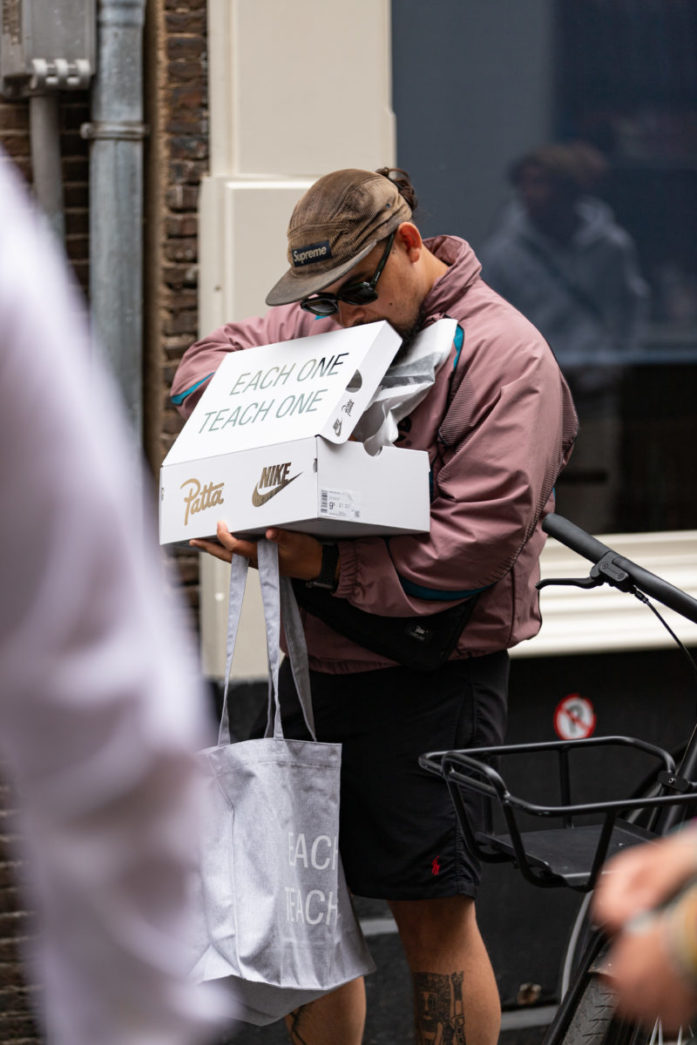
[29,93,65,242]
[82,0,147,437]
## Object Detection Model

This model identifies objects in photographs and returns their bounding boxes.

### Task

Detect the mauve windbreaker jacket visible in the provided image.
[172,235,578,673]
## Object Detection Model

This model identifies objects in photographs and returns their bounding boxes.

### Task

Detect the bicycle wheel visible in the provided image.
[557,975,694,1045]
[561,892,594,997]
[556,975,617,1045]
[609,1020,695,1045]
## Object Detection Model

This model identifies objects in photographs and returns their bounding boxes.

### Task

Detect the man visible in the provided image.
[480,141,648,531]
[0,155,228,1043]
[173,166,577,1045]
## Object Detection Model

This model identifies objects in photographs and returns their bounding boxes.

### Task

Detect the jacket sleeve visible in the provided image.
[171,305,337,417]
[335,328,576,617]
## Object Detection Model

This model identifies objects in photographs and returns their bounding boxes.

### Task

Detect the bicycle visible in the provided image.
[421,512,697,1045]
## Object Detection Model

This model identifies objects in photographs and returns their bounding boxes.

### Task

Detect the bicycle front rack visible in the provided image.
[420,735,697,891]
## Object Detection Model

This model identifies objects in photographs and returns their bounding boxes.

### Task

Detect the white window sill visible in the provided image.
[514,530,697,658]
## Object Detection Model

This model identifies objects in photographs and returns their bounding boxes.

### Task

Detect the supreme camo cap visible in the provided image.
[265,168,412,307]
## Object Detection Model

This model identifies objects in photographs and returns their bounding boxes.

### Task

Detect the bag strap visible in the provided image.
[218,541,316,745]
[279,567,316,737]
[218,552,248,745]
[257,540,283,740]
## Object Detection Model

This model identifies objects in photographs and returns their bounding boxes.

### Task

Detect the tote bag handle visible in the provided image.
[217,541,316,746]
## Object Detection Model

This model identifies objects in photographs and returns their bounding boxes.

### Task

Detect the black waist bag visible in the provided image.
[291,581,480,673]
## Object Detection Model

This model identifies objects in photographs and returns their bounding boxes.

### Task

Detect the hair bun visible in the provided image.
[375,167,418,213]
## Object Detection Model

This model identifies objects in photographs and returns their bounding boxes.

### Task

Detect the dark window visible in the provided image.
[552,0,697,532]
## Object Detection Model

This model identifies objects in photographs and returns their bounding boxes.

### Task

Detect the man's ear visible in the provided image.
[395,221,422,261]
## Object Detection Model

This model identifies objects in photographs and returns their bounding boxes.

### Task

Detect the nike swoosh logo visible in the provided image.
[251,472,301,507]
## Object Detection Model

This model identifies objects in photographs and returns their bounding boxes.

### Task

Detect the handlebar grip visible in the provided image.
[542,512,697,626]
[542,513,613,565]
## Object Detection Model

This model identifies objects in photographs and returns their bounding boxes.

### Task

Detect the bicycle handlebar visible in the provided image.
[542,513,697,626]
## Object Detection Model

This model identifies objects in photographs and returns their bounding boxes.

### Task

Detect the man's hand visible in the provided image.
[190,521,324,581]
[600,909,697,1033]
[592,829,697,933]
[591,829,697,1033]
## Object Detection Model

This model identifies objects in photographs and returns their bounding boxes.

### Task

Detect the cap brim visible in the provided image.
[265,239,378,307]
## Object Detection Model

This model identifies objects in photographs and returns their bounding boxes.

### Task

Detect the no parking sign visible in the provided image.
[553,693,597,740]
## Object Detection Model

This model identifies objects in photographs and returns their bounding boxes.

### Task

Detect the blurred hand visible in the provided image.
[600,910,697,1032]
[592,828,697,933]
[190,521,324,581]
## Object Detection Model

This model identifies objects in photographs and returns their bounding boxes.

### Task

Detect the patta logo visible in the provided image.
[180,477,224,526]
[252,462,300,507]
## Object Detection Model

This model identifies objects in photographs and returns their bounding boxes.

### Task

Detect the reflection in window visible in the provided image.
[557,0,697,535]
[484,0,697,535]
[479,140,648,533]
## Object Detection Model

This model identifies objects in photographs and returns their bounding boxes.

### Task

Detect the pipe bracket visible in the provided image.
[81,121,149,142]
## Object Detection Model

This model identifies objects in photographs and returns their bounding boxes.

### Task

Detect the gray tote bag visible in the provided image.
[189,540,374,1026]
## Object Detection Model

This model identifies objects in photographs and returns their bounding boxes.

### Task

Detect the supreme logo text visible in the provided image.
[292,240,332,267]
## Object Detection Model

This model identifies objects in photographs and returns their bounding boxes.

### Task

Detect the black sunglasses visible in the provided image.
[299,232,395,316]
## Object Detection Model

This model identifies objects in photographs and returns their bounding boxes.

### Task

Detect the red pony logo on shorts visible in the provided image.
[431,856,441,876]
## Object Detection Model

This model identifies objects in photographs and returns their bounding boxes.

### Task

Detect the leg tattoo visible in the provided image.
[413,971,466,1044]
[287,1006,311,1045]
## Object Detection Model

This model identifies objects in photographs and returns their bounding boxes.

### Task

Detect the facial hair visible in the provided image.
[393,306,426,363]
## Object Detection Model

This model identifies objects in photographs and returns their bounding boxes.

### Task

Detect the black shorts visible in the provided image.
[266,651,509,901]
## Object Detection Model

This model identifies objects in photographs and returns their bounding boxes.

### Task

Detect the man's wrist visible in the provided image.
[306,541,339,591]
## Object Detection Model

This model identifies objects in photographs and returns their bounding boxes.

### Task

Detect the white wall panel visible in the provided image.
[199,0,395,679]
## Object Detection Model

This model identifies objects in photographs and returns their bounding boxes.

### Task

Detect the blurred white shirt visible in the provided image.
[0,156,229,1043]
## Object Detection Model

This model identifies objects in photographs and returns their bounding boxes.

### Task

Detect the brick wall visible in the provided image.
[0,95,90,296]
[0,97,30,179]
[145,0,208,613]
[60,98,91,295]
[0,783,38,1044]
